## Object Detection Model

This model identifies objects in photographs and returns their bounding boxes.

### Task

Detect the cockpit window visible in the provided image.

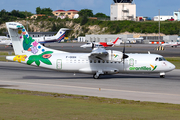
[155,57,166,61]
[155,57,158,61]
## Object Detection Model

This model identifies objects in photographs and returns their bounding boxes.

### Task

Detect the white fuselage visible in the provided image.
[162,42,180,47]
[31,52,175,75]
[0,36,12,46]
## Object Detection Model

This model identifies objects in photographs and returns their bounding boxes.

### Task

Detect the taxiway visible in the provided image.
[0,62,180,104]
[1,43,180,57]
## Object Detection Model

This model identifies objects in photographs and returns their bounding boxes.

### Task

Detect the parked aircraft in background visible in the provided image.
[6,22,175,79]
[0,36,12,46]
[161,41,180,48]
[80,37,122,48]
[127,37,144,43]
[0,28,69,47]
[33,28,70,45]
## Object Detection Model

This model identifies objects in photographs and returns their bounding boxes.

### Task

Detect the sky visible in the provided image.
[1,0,180,18]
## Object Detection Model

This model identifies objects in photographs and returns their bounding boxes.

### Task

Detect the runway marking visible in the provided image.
[0,80,180,97]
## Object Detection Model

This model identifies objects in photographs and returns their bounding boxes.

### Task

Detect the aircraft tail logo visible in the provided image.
[55,28,70,43]
[6,22,54,66]
[112,37,119,44]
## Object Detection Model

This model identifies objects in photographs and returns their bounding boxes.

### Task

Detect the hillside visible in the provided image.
[0,18,179,38]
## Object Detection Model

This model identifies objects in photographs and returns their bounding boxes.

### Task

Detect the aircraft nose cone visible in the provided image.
[171,64,176,70]
[169,63,176,70]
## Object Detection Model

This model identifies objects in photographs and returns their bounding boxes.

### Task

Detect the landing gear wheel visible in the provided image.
[160,75,165,78]
[93,74,99,79]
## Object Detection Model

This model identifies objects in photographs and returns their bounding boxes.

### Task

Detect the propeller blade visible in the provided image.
[92,43,94,49]
[122,40,129,71]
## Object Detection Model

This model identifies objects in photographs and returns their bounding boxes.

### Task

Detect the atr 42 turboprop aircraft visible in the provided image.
[6,22,175,79]
[161,41,180,48]
[0,28,69,47]
[80,37,121,48]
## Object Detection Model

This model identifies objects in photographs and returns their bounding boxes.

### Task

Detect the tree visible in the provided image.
[51,23,57,31]
[36,7,41,14]
[78,9,93,17]
[80,15,88,25]
[0,9,8,17]
[94,13,108,18]
[19,11,33,17]
[36,7,54,16]
[11,10,20,17]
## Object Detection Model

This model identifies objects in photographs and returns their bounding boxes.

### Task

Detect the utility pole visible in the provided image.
[26,12,28,32]
[158,9,160,46]
[157,9,164,51]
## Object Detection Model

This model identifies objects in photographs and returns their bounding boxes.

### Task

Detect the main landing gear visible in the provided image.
[93,70,104,79]
[93,74,100,79]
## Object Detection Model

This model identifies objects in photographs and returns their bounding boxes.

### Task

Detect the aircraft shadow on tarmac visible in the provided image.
[22,74,159,80]
[23,76,92,80]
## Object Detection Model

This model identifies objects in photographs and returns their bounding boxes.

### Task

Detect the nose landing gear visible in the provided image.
[160,72,165,78]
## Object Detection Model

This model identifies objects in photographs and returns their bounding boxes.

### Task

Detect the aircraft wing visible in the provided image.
[89,48,108,57]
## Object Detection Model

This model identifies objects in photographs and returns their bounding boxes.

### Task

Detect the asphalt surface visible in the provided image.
[1,43,180,57]
[0,62,180,104]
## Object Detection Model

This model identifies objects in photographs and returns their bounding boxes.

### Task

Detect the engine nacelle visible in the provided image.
[106,50,123,62]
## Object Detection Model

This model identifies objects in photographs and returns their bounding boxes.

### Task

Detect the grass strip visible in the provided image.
[165,57,180,69]
[0,88,180,120]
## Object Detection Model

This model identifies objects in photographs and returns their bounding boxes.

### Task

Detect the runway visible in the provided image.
[0,62,180,104]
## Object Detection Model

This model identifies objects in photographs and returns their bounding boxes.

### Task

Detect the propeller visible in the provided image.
[122,40,129,71]
[122,43,129,60]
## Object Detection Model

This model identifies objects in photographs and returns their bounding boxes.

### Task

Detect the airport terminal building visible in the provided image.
[85,34,133,42]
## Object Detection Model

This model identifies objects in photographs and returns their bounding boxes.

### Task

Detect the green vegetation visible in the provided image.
[84,20,180,35]
[94,13,109,18]
[0,9,32,22]
[78,9,94,17]
[36,7,54,16]
[165,57,180,69]
[1,8,180,36]
[0,88,180,120]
